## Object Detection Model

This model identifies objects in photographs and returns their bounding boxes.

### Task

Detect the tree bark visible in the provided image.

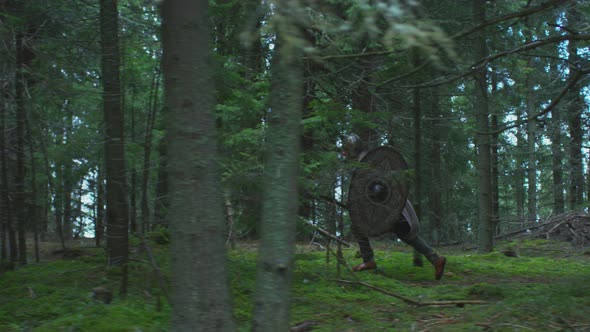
[100,0,129,269]
[25,115,40,262]
[525,72,537,223]
[252,2,303,330]
[0,72,10,262]
[38,123,66,250]
[524,18,537,223]
[162,0,236,330]
[551,104,564,214]
[566,7,584,210]
[129,94,137,234]
[412,86,422,221]
[153,140,168,228]
[429,89,443,244]
[298,29,317,240]
[140,66,160,234]
[15,30,28,265]
[62,109,74,241]
[514,119,525,222]
[95,167,105,248]
[473,0,493,253]
[490,107,500,234]
[489,72,500,236]
[411,52,424,264]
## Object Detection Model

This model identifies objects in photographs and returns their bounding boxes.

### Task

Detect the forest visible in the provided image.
[1,0,590,331]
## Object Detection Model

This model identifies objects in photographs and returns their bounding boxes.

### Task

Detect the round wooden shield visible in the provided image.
[347,146,410,237]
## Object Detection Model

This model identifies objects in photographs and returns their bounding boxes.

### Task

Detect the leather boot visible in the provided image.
[434,256,447,280]
[352,261,377,272]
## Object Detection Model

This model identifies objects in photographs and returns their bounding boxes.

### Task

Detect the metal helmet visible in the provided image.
[342,133,365,158]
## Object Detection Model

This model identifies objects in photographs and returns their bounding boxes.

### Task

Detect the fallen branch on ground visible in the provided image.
[334,279,490,307]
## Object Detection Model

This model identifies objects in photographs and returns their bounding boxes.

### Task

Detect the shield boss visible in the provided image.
[347,146,409,237]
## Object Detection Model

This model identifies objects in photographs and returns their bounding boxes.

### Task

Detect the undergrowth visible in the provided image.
[1,238,589,331]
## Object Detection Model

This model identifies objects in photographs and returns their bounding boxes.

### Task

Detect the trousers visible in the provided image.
[351,200,438,264]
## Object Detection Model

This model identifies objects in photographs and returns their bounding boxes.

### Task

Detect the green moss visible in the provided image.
[2,241,590,331]
[467,282,505,300]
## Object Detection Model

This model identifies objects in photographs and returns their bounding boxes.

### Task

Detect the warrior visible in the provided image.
[343,134,447,280]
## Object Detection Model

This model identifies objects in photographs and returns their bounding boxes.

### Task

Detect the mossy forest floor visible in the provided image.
[1,237,589,331]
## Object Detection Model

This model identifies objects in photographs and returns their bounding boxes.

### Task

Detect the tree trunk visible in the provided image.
[490,110,499,234]
[514,121,525,222]
[37,123,66,250]
[412,86,422,220]
[0,76,10,261]
[15,30,28,265]
[100,0,129,271]
[252,2,303,330]
[429,89,443,244]
[551,105,564,214]
[140,66,160,234]
[587,157,590,208]
[524,18,537,223]
[95,167,105,248]
[26,115,40,262]
[473,0,493,253]
[61,106,74,241]
[489,72,500,236]
[29,115,48,241]
[525,71,537,223]
[129,96,137,234]
[162,0,236,330]
[566,7,584,210]
[411,55,424,264]
[153,140,168,228]
[298,29,318,241]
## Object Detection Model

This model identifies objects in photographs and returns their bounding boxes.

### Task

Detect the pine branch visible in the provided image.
[451,0,569,40]
[399,35,590,89]
[485,67,590,135]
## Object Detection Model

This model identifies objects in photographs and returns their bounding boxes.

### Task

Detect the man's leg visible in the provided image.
[400,234,447,280]
[351,224,376,271]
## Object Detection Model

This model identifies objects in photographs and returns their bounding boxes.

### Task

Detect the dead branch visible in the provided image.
[304,219,353,248]
[290,320,319,332]
[334,279,420,305]
[417,299,490,307]
[494,219,553,240]
[334,279,489,307]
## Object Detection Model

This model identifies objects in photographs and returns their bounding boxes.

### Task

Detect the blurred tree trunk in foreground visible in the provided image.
[162,0,236,330]
[252,1,304,330]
